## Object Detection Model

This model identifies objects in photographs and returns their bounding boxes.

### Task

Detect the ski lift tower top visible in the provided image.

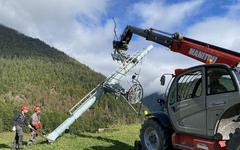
[46,45,154,142]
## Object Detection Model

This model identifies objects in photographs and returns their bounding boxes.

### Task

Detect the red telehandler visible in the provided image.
[113,25,240,150]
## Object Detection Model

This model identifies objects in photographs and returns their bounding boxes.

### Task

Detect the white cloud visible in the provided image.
[131,0,204,29]
[226,1,240,18]
[0,0,109,41]
[187,15,240,52]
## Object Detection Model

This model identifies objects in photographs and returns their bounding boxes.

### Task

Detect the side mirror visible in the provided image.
[160,75,165,86]
[157,99,165,106]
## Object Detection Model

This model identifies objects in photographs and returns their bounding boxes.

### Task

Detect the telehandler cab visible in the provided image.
[113,25,240,150]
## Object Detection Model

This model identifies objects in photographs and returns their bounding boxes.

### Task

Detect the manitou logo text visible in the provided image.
[188,48,218,63]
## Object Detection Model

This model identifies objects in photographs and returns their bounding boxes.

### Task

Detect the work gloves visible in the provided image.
[28,124,32,129]
[12,125,32,131]
[12,126,16,132]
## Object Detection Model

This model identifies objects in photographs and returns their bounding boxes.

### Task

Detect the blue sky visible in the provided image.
[106,0,239,31]
[0,0,240,95]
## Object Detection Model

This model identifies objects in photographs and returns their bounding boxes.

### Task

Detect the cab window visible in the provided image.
[207,67,236,95]
[177,70,202,101]
[168,81,177,105]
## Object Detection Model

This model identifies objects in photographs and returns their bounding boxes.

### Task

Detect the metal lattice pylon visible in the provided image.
[46,45,154,142]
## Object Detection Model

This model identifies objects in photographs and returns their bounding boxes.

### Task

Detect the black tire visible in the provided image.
[140,119,172,150]
[227,128,240,150]
[134,140,142,150]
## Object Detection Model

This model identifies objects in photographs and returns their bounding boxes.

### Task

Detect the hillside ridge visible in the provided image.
[0,24,138,133]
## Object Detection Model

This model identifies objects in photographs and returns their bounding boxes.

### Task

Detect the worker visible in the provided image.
[12,105,30,150]
[27,104,42,146]
[208,70,227,94]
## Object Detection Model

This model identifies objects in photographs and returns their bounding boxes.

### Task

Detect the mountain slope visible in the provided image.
[0,24,138,133]
[142,92,165,112]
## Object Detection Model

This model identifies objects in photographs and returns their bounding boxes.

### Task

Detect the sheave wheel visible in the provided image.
[140,119,172,150]
[227,128,240,150]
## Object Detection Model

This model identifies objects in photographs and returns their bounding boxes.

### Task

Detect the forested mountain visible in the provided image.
[0,24,138,133]
[142,92,165,112]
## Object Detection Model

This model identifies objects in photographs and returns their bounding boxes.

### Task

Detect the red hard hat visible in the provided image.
[34,105,41,112]
[35,103,41,107]
[21,105,29,111]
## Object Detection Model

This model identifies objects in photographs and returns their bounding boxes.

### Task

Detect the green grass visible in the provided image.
[0,124,141,150]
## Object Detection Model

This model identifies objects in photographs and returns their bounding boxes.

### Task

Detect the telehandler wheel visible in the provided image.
[140,119,172,150]
[134,140,142,150]
[227,128,240,150]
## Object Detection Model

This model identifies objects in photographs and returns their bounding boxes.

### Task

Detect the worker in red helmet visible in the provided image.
[27,104,42,146]
[12,105,31,149]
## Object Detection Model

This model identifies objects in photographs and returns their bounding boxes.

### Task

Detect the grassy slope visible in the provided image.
[0,124,140,150]
[0,24,139,132]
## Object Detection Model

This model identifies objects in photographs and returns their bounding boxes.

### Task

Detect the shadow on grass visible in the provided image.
[77,134,134,150]
[38,140,49,145]
[0,144,12,148]
[0,141,29,149]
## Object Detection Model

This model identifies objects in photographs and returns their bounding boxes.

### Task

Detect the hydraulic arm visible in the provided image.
[113,25,240,67]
